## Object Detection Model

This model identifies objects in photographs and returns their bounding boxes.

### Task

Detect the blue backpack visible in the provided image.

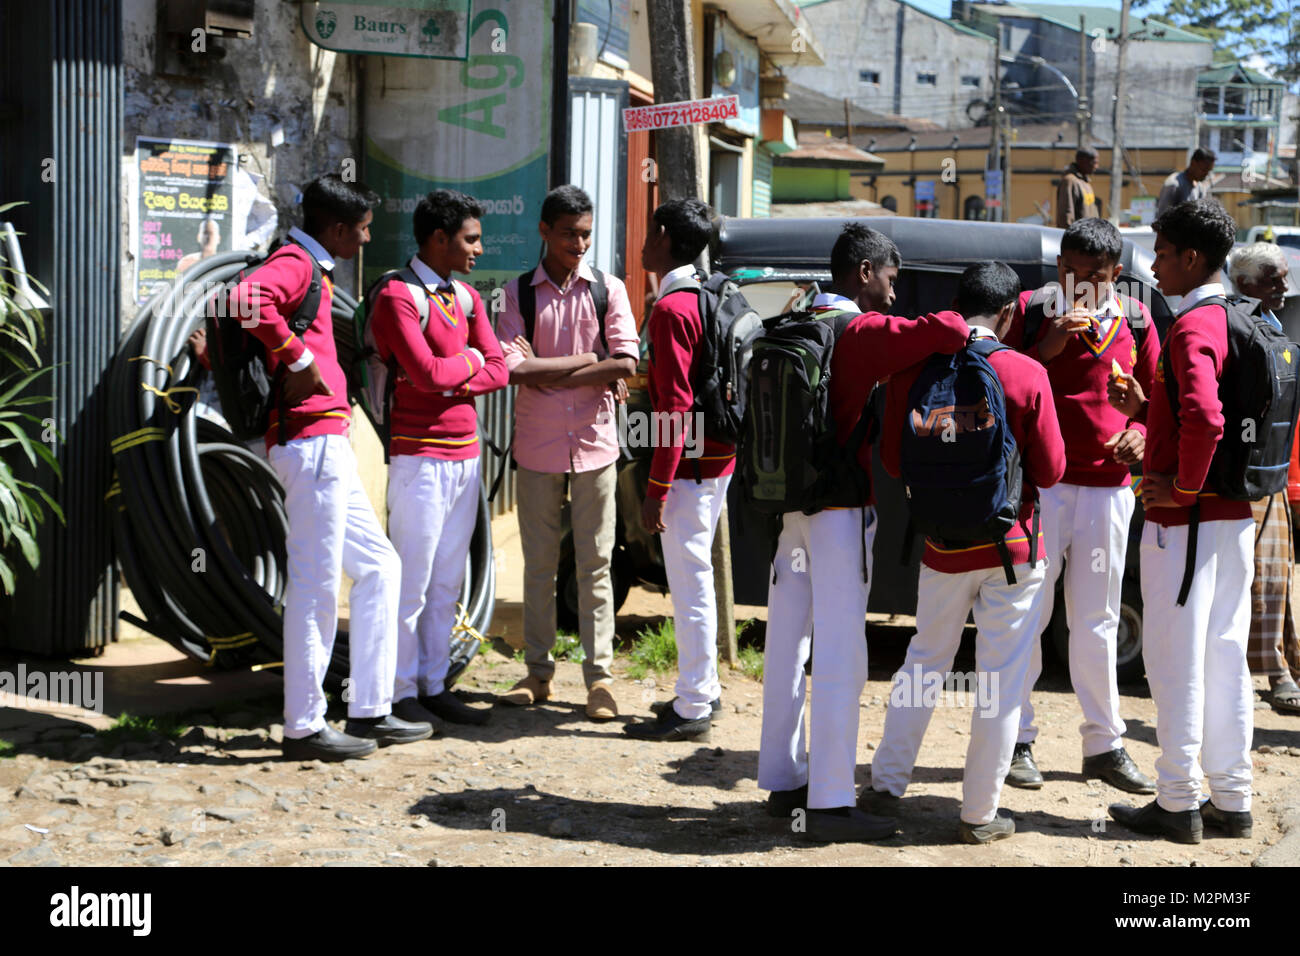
[899,336,1037,584]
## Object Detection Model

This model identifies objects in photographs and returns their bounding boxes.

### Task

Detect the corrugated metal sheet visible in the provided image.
[753,145,774,218]
[568,78,628,278]
[0,0,121,652]
[478,388,515,517]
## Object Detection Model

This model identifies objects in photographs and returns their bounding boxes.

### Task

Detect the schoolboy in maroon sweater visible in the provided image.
[1002,218,1160,795]
[369,189,508,730]
[626,198,732,742]
[867,262,1065,844]
[1107,198,1255,844]
[234,174,432,761]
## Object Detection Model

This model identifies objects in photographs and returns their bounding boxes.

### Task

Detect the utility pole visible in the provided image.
[1109,0,1131,224]
[1078,15,1089,150]
[645,0,703,202]
[991,27,1002,221]
[645,0,736,665]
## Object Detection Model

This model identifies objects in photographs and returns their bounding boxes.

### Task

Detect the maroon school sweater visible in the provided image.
[232,243,350,449]
[882,333,1066,573]
[1005,288,1161,487]
[1142,294,1253,527]
[369,278,508,459]
[646,288,736,499]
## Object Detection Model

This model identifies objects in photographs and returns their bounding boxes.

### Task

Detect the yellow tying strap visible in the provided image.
[104,482,121,501]
[129,355,175,376]
[451,603,486,648]
[140,383,199,414]
[111,427,165,454]
[250,661,284,672]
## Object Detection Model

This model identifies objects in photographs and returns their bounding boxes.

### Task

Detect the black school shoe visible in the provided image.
[766,785,808,818]
[650,696,722,720]
[958,811,1015,845]
[1109,799,1203,844]
[421,690,492,726]
[1083,747,1156,794]
[282,725,377,761]
[343,714,435,746]
[857,786,903,816]
[804,807,897,843]
[1005,742,1044,789]
[1199,799,1253,838]
[624,706,711,741]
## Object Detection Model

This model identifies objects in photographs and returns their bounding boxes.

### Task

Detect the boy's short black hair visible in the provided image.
[957,261,1021,319]
[1060,217,1123,265]
[301,173,379,235]
[830,222,901,282]
[414,189,483,245]
[1076,146,1099,160]
[1151,198,1237,274]
[1191,147,1216,164]
[652,198,713,264]
[540,184,593,226]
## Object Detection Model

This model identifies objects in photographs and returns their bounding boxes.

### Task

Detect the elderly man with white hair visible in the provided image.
[1229,242,1300,715]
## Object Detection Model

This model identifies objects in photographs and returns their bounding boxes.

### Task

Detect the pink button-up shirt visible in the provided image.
[498,260,639,474]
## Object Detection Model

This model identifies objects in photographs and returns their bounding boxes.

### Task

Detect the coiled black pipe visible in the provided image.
[109,251,494,688]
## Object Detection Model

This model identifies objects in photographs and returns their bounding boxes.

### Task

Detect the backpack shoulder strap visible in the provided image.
[518,269,538,344]
[395,266,431,329]
[286,249,322,337]
[1116,292,1148,350]
[451,278,474,324]
[589,268,609,354]
[1020,287,1055,349]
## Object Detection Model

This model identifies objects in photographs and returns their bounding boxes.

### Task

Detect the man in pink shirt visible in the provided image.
[496,185,639,719]
[369,189,508,731]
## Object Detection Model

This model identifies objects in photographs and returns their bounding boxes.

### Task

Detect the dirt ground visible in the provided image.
[3,513,1300,867]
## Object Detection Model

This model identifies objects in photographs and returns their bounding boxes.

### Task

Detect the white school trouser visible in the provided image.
[758,507,875,810]
[268,433,400,739]
[388,455,481,702]
[872,561,1048,825]
[1018,482,1134,756]
[1140,518,1254,813]
[661,475,730,721]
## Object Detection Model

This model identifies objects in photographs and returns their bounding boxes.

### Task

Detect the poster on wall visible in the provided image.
[364,0,553,301]
[301,0,471,60]
[135,136,236,303]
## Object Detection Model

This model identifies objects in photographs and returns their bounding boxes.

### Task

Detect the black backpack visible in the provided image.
[1019,286,1150,352]
[204,239,322,443]
[739,308,874,517]
[1164,295,1300,604]
[655,271,763,446]
[899,336,1035,584]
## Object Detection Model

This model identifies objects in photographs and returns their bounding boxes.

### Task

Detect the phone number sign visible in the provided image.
[623,95,740,133]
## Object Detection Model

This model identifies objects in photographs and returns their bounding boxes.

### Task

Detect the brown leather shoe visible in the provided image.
[586,681,618,720]
[498,675,551,707]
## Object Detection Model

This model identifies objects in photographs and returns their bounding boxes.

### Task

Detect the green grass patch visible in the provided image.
[0,738,13,759]
[513,647,526,664]
[553,631,586,663]
[625,618,677,681]
[97,713,185,745]
[737,644,764,682]
[491,679,516,693]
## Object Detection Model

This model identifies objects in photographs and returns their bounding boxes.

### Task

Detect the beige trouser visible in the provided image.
[516,463,616,686]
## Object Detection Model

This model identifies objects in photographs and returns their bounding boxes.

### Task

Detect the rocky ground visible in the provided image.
[4,620,1300,867]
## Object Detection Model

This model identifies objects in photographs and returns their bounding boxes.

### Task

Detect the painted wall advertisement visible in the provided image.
[364,0,553,299]
[135,137,235,303]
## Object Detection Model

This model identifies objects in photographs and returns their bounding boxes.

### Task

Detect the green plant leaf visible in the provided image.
[0,420,37,466]
[0,554,14,595]
[0,366,52,406]
[0,201,27,214]
[9,524,37,570]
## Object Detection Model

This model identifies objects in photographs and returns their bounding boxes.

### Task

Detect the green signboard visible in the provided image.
[302,0,471,60]
[364,0,552,302]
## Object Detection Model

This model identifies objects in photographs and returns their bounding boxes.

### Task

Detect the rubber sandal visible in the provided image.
[1269,679,1300,715]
